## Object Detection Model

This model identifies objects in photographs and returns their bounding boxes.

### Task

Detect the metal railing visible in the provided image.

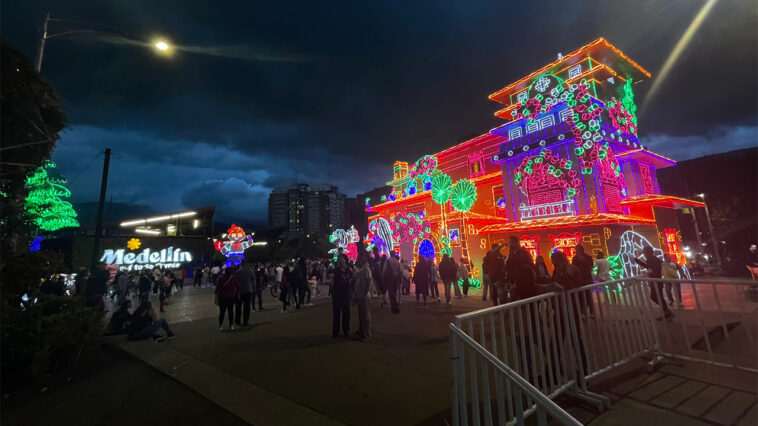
[450,323,583,426]
[450,277,758,425]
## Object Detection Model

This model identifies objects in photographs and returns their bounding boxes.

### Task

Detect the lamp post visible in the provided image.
[696,193,721,267]
[34,13,172,73]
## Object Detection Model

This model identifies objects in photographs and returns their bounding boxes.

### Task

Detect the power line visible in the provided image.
[67,152,102,186]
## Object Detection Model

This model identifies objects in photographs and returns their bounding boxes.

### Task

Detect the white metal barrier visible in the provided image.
[450,277,758,425]
[450,323,583,426]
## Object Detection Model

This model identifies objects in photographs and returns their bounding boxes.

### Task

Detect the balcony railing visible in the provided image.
[519,197,575,221]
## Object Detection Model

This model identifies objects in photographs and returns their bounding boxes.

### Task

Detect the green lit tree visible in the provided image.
[450,178,478,212]
[24,161,79,231]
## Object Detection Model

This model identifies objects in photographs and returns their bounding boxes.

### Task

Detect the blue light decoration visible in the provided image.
[389,194,397,202]
[418,239,435,260]
[29,236,42,252]
[423,176,433,191]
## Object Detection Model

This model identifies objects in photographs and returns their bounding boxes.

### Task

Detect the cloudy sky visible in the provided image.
[3,0,756,226]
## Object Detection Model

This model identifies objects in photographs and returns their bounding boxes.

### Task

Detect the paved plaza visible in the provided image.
[103,282,757,426]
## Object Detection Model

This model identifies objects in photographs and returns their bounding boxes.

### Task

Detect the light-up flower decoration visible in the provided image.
[127,238,141,250]
[431,173,452,205]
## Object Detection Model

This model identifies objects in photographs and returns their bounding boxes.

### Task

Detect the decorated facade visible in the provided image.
[366,38,702,279]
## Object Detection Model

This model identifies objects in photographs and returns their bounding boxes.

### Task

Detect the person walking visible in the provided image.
[381,253,402,313]
[401,259,411,296]
[635,246,674,320]
[439,253,460,304]
[413,256,431,308]
[331,256,352,338]
[215,268,239,331]
[138,270,152,304]
[481,258,490,301]
[572,245,596,317]
[662,254,684,308]
[483,244,506,306]
[747,244,758,281]
[353,256,373,341]
[458,259,470,296]
[234,263,254,326]
[293,258,308,309]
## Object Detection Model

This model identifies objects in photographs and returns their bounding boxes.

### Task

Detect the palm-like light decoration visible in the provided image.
[431,173,452,205]
[450,179,477,212]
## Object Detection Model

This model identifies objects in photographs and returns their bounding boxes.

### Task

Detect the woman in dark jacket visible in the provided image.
[413,257,431,308]
[215,268,240,331]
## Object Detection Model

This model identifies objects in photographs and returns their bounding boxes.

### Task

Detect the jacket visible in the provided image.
[215,274,240,299]
[353,264,373,299]
[235,267,254,294]
[439,259,458,281]
[332,267,352,299]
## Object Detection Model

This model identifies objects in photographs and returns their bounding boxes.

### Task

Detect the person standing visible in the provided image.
[747,244,758,281]
[86,265,108,309]
[635,246,674,320]
[234,264,254,326]
[253,264,265,311]
[293,258,308,309]
[414,256,431,308]
[483,244,506,306]
[550,250,587,372]
[506,238,536,301]
[331,256,352,338]
[439,253,460,304]
[593,251,612,283]
[572,245,596,317]
[279,265,290,313]
[74,267,89,299]
[401,259,411,296]
[215,268,239,331]
[138,270,152,304]
[429,258,441,303]
[381,253,402,313]
[534,255,551,284]
[481,258,490,301]
[458,259,470,296]
[210,264,220,284]
[353,256,373,341]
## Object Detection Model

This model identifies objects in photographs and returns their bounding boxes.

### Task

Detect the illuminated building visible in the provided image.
[367,38,703,278]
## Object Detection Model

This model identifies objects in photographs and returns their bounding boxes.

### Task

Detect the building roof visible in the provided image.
[488,38,651,107]
[615,149,676,169]
[477,213,655,234]
[620,194,704,209]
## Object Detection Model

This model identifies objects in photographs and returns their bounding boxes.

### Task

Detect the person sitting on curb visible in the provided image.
[105,300,133,336]
[127,301,175,342]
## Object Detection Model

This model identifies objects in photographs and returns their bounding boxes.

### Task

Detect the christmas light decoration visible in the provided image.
[450,179,478,212]
[391,212,431,244]
[418,239,435,260]
[519,235,540,262]
[439,235,452,257]
[431,173,453,205]
[24,161,80,232]
[608,79,639,136]
[127,238,142,250]
[550,232,582,259]
[408,155,438,181]
[616,230,663,278]
[329,226,360,261]
[514,148,581,197]
[367,217,396,255]
[214,224,254,266]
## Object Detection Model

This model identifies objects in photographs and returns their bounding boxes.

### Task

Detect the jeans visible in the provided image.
[382,280,400,313]
[649,282,673,316]
[297,286,306,308]
[133,319,172,340]
[430,280,440,299]
[482,274,490,300]
[332,296,350,336]
[664,282,682,304]
[279,287,289,311]
[355,297,371,339]
[305,286,311,304]
[235,293,252,325]
[443,278,461,302]
[251,288,263,310]
[219,297,235,327]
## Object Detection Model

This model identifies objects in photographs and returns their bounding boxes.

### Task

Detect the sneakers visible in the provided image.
[166,332,175,340]
[306,303,314,307]
[219,326,224,331]
[155,335,168,342]
[230,325,235,331]
[280,309,287,314]
[446,300,451,305]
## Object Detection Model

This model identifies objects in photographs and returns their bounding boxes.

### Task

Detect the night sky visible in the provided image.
[3,0,756,226]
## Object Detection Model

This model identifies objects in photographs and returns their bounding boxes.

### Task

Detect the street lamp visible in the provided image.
[35,13,174,73]
[696,193,721,267]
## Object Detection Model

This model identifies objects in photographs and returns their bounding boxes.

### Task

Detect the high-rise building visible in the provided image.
[268,183,346,235]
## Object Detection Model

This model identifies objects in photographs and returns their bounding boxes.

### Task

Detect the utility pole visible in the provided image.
[702,201,722,266]
[34,12,50,73]
[90,148,111,271]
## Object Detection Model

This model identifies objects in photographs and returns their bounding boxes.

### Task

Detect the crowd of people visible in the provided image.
[56,234,705,345]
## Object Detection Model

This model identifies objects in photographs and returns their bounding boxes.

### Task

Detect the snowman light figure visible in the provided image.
[215,224,254,266]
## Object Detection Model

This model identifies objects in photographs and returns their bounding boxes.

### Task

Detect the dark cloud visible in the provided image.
[2,0,756,224]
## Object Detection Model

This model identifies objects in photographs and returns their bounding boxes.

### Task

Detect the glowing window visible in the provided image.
[568,64,582,79]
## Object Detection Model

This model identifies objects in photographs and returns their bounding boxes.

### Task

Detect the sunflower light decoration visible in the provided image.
[450,179,477,212]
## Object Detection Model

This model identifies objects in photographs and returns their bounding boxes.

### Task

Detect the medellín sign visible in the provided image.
[100,241,193,271]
